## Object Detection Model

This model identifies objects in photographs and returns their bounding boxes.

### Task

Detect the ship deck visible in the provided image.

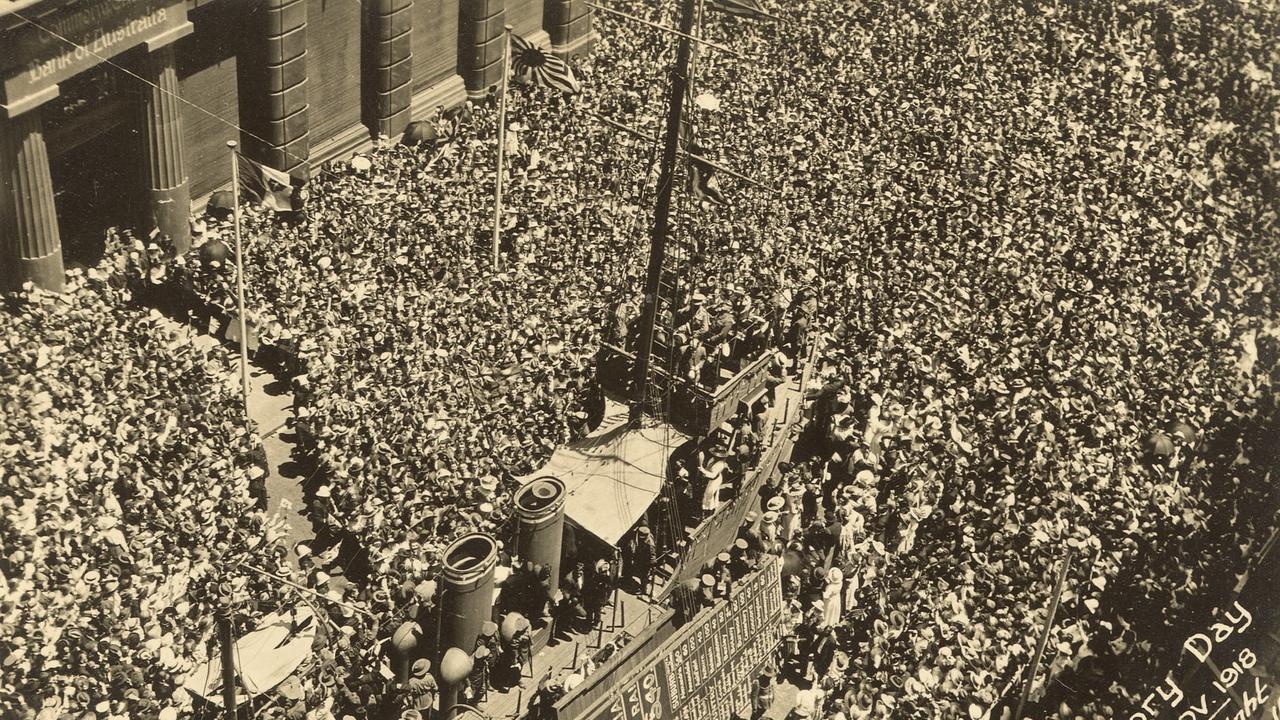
[472,587,666,718]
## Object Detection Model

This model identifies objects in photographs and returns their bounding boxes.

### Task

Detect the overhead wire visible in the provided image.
[6,8,360,191]
[17,0,762,634]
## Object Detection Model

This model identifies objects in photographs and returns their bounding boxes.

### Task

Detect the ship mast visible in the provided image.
[630,0,700,424]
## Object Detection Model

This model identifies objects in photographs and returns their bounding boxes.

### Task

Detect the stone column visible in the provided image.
[246,0,309,174]
[364,0,414,139]
[140,44,191,253]
[544,0,592,57]
[459,0,507,98]
[0,109,63,292]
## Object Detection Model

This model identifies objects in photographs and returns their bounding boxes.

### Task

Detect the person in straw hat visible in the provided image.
[402,659,436,717]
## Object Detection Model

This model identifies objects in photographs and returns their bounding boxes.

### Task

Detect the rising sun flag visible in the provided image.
[511,33,582,94]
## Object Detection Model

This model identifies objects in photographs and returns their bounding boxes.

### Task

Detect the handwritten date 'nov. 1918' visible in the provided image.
[1128,602,1274,719]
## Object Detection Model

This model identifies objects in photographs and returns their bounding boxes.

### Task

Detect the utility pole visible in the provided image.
[491,25,513,269]
[1013,548,1073,719]
[217,607,238,720]
[629,0,699,424]
[227,142,251,419]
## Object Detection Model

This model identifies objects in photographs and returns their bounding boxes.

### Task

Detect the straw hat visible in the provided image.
[278,676,304,700]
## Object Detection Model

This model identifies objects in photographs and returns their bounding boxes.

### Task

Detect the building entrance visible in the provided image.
[45,59,146,270]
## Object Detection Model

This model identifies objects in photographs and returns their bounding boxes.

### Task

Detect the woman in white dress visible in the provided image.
[822,566,844,628]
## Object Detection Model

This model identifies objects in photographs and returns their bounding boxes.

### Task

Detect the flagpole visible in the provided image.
[227,141,251,419]
[492,25,513,269]
[630,0,699,423]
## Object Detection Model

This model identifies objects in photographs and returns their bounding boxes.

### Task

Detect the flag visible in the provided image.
[706,0,772,20]
[689,145,728,205]
[238,153,303,212]
[510,33,582,94]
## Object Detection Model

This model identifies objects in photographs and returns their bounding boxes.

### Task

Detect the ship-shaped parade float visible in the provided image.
[183,0,812,716]
[414,1,811,718]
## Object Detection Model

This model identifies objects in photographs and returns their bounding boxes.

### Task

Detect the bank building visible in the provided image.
[0,0,593,291]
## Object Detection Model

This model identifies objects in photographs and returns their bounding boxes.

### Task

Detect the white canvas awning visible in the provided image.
[519,398,689,546]
[183,605,317,705]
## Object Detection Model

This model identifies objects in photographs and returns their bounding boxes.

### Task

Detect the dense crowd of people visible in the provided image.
[6,0,1279,717]
[0,245,308,719]
[714,0,1280,716]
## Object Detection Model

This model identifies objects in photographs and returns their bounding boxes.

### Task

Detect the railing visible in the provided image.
[660,380,802,594]
[597,344,774,437]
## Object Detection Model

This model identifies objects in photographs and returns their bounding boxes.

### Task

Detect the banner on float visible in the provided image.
[583,557,784,720]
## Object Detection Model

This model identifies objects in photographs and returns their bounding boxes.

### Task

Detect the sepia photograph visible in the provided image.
[1,0,1278,719]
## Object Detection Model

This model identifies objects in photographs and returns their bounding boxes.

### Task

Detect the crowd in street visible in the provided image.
[6,0,1280,717]
[0,245,304,720]
[713,0,1280,716]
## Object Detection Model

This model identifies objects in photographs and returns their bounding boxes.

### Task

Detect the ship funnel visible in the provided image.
[514,476,567,598]
[438,533,498,663]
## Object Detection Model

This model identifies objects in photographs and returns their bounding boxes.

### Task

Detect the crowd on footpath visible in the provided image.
[6,0,1280,718]
[1,247,306,720]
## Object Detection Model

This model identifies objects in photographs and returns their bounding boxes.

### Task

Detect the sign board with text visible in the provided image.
[2,0,190,112]
[583,557,783,720]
